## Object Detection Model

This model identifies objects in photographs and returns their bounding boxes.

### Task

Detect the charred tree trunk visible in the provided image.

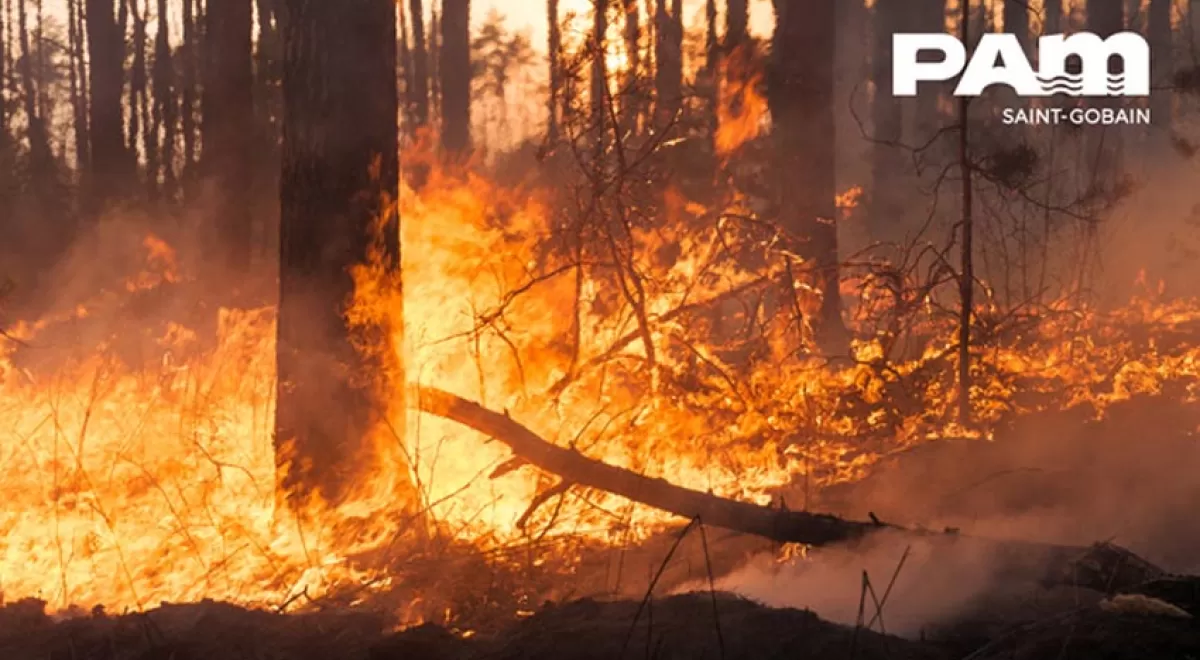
[1085,0,1124,187]
[17,0,51,176]
[399,1,413,129]
[254,0,281,263]
[86,0,130,211]
[547,0,561,141]
[129,0,147,184]
[768,0,845,353]
[408,0,429,130]
[153,0,177,200]
[67,0,90,178]
[1045,0,1062,33]
[653,0,682,132]
[429,2,441,127]
[702,0,717,155]
[182,0,198,185]
[1149,0,1172,130]
[591,0,608,149]
[1003,0,1030,48]
[202,0,254,274]
[440,0,469,156]
[726,0,747,53]
[621,0,641,137]
[912,0,944,142]
[276,0,404,506]
[870,0,904,242]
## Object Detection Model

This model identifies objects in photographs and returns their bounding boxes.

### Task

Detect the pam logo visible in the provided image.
[893,32,1150,97]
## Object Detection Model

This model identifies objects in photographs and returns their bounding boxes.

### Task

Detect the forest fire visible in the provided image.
[3,0,1200,657]
[2,160,1198,618]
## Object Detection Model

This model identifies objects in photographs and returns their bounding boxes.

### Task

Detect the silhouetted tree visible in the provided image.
[86,0,130,210]
[276,0,403,505]
[653,0,681,131]
[409,0,430,129]
[203,0,254,273]
[870,0,904,240]
[768,0,845,352]
[547,0,561,140]
[1149,0,1171,128]
[441,0,470,155]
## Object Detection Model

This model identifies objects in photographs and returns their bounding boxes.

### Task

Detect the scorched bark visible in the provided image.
[276,0,402,506]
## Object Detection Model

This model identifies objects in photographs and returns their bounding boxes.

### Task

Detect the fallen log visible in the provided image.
[418,386,883,546]
[415,387,1166,593]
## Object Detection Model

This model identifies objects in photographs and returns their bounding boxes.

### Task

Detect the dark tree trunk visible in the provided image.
[440,0,469,155]
[429,1,440,126]
[653,0,682,131]
[591,0,607,146]
[702,0,717,152]
[276,0,404,506]
[1149,0,1171,129]
[1044,0,1062,33]
[768,0,846,352]
[869,0,904,241]
[399,0,413,129]
[17,0,51,173]
[153,0,177,200]
[182,0,198,184]
[1003,0,1029,49]
[725,0,747,53]
[621,0,641,136]
[1086,0,1124,183]
[912,0,944,142]
[86,0,130,211]
[254,0,281,262]
[128,0,146,178]
[68,0,91,178]
[408,0,429,129]
[203,0,254,274]
[547,0,561,141]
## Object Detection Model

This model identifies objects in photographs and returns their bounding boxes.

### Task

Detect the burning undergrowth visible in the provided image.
[0,154,1197,638]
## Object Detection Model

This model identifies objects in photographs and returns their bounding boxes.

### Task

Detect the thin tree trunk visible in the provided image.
[128,0,145,168]
[203,0,254,273]
[1149,0,1171,129]
[276,0,405,506]
[153,0,177,199]
[440,0,469,155]
[67,0,88,174]
[620,0,641,137]
[547,0,560,141]
[399,0,413,130]
[702,0,716,154]
[86,0,130,210]
[408,0,429,129]
[1044,0,1062,33]
[913,0,944,142]
[73,0,91,171]
[138,0,156,200]
[653,0,681,131]
[182,0,198,183]
[869,0,904,241]
[1085,0,1124,186]
[429,0,440,127]
[17,0,51,185]
[957,0,973,426]
[591,0,607,151]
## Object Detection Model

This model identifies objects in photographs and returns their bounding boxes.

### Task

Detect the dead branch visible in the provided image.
[416,387,1167,596]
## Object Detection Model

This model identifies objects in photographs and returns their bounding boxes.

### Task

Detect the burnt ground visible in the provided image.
[0,580,1197,660]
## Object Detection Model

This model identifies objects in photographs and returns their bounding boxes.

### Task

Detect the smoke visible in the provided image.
[671,530,1067,639]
